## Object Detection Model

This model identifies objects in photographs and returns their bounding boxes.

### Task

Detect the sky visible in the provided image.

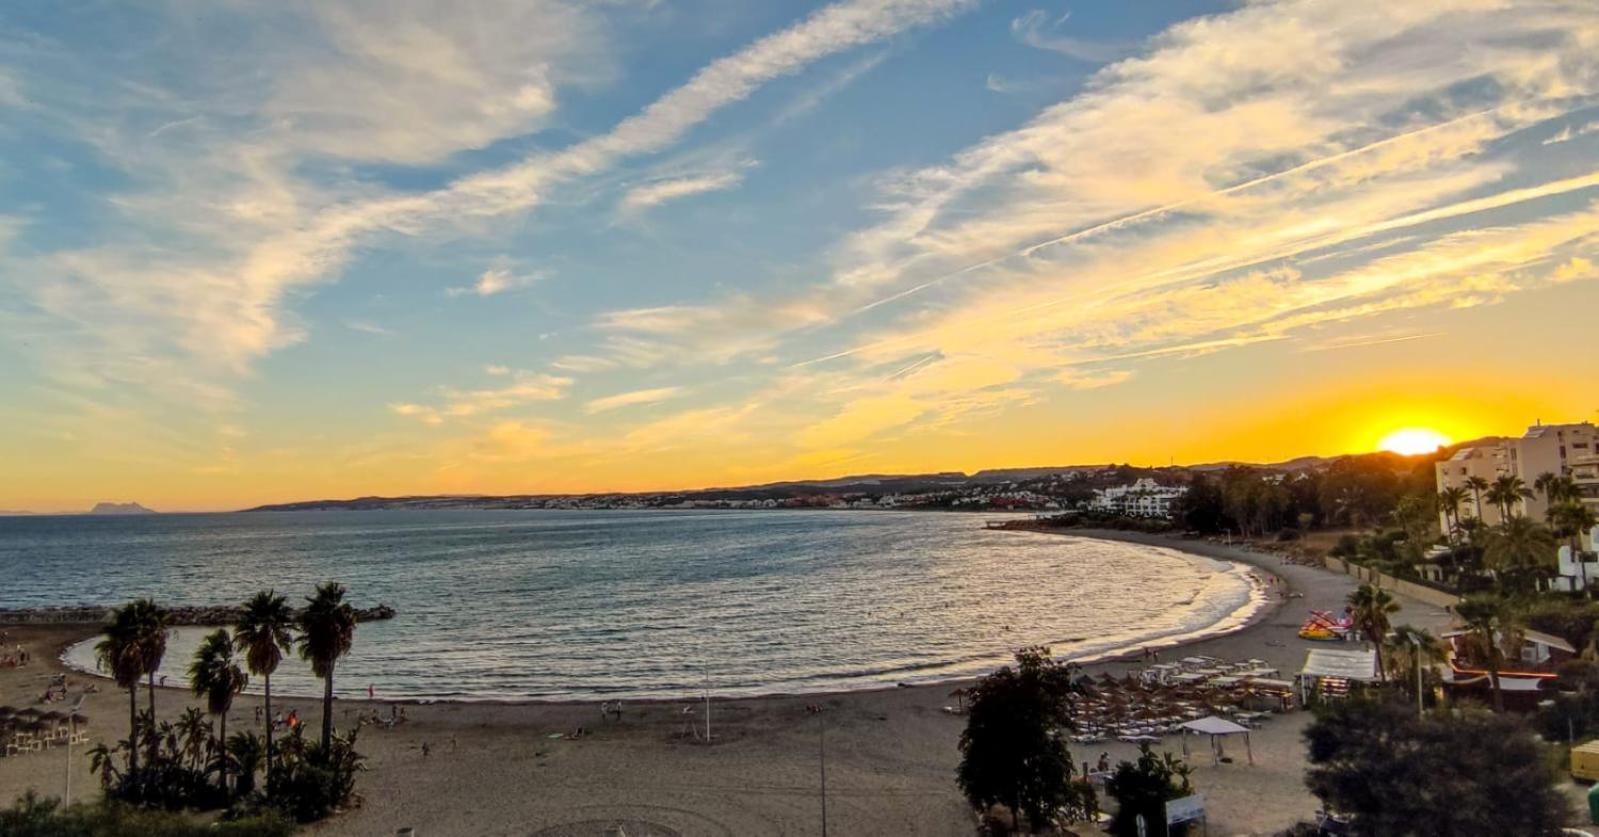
[2,0,1597,512]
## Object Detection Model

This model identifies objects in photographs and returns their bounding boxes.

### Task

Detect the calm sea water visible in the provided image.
[0,510,1259,701]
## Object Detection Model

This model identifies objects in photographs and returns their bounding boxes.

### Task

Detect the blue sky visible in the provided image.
[2,0,1598,510]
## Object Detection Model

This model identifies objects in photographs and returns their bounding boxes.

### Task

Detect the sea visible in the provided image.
[0,509,1262,701]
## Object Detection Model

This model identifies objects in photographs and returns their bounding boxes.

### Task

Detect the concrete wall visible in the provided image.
[1322,557,1461,609]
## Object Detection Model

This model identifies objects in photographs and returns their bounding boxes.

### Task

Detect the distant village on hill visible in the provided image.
[241,451,1366,515]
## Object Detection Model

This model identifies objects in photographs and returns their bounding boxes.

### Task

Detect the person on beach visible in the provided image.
[1097,752,1111,773]
[368,684,374,700]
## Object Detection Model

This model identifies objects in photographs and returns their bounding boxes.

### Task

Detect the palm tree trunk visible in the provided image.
[263,673,274,792]
[1488,652,1504,712]
[128,686,140,773]
[220,710,229,797]
[1373,640,1387,684]
[322,661,335,752]
[146,670,159,764]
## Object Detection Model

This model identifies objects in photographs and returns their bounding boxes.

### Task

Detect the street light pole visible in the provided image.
[819,712,828,837]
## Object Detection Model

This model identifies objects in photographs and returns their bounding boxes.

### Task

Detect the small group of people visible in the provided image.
[599,700,624,721]
[358,704,407,730]
[266,708,302,732]
[2,643,30,669]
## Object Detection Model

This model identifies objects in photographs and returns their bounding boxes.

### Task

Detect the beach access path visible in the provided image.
[1,529,1481,836]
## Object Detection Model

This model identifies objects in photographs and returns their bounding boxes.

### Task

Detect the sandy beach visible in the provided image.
[1,530,1456,836]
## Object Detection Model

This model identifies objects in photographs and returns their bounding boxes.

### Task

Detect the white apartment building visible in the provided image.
[1435,420,1599,550]
[1088,478,1187,520]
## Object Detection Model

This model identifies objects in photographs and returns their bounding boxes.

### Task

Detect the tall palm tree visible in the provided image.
[236,590,295,784]
[95,604,147,773]
[189,628,247,794]
[1438,487,1468,543]
[175,706,211,770]
[125,599,171,717]
[1347,585,1400,682]
[297,582,357,752]
[1534,472,1559,516]
[1486,475,1534,521]
[1456,595,1512,712]
[1485,516,1558,592]
[1465,475,1490,522]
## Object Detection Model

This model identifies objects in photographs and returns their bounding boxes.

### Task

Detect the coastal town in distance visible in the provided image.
[4,1,1599,836]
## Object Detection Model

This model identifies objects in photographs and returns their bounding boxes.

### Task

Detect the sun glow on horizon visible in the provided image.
[1377,427,1451,456]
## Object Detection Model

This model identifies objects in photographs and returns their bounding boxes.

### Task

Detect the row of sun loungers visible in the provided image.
[1066,657,1294,745]
[0,705,89,757]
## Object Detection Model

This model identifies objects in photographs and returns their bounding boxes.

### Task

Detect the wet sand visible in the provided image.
[1,530,1454,836]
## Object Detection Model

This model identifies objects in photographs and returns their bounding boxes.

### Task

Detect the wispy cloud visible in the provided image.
[392,370,571,424]
[619,170,745,212]
[584,386,683,414]
[448,267,543,297]
[343,319,393,336]
[1010,10,1129,63]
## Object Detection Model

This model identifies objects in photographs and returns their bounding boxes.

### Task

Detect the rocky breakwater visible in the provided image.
[0,603,397,626]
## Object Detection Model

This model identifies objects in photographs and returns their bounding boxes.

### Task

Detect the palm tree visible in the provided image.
[1550,502,1598,591]
[175,706,211,770]
[236,590,295,783]
[1347,584,1400,682]
[189,628,247,794]
[297,582,357,752]
[1486,475,1534,521]
[1438,487,1468,543]
[124,599,171,716]
[1485,516,1558,592]
[1466,475,1490,522]
[226,732,266,797]
[95,604,147,773]
[1385,624,1444,703]
[1456,595,1512,712]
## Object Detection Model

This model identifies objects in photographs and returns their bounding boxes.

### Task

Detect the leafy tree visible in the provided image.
[236,590,295,786]
[1304,699,1566,836]
[226,732,266,798]
[188,629,247,795]
[1390,493,1436,562]
[296,582,357,753]
[957,646,1096,832]
[1180,474,1229,534]
[1346,585,1399,682]
[96,604,148,773]
[1104,743,1195,837]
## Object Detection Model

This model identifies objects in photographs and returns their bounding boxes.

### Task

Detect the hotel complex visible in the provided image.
[1088,477,1188,520]
[1435,420,1599,547]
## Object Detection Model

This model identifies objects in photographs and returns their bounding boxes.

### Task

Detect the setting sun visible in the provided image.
[1378,427,1451,456]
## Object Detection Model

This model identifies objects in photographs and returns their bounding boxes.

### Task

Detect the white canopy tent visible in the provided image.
[1298,648,1378,704]
[1178,715,1252,765]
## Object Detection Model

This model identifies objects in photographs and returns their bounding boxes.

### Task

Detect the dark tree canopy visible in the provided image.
[1104,743,1195,837]
[1304,699,1567,836]
[957,646,1097,831]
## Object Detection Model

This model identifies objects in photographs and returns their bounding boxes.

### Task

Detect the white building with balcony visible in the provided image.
[1088,478,1187,520]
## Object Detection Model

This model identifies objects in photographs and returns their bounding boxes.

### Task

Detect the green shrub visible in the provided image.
[0,792,295,837]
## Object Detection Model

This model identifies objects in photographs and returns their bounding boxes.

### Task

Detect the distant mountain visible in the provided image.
[0,510,34,516]
[89,502,157,515]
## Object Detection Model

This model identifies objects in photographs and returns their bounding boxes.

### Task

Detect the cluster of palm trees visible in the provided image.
[1437,473,1593,591]
[93,582,358,800]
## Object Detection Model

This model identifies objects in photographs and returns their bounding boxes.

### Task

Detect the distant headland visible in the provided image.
[89,501,157,515]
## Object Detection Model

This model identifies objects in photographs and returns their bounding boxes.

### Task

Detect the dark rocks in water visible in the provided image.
[0,603,398,626]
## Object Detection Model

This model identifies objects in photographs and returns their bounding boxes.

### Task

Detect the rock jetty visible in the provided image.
[0,603,396,626]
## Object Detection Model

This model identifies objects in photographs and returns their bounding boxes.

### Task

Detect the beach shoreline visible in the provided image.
[2,529,1451,836]
[41,529,1279,707]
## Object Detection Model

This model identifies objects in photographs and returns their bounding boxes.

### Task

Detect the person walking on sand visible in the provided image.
[368,684,374,700]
